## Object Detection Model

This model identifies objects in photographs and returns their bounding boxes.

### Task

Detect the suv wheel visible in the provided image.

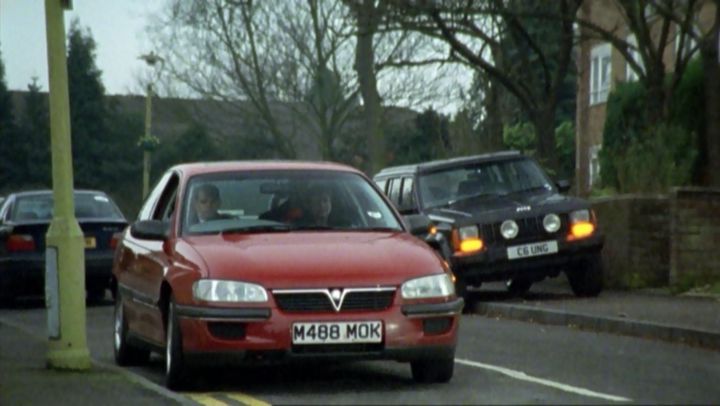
[506,278,532,296]
[411,357,455,383]
[567,254,603,297]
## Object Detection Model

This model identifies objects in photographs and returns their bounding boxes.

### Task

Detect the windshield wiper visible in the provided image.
[447,192,502,206]
[220,224,291,234]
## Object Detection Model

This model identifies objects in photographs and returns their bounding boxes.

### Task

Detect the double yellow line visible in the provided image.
[187,392,271,406]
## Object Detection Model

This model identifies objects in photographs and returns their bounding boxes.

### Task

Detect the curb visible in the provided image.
[0,317,196,406]
[471,302,720,351]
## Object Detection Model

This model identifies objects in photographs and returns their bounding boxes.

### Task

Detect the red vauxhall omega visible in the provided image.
[111,161,464,389]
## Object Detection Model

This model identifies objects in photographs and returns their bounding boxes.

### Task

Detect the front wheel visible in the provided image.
[113,292,150,366]
[165,297,188,390]
[567,254,603,297]
[506,278,532,296]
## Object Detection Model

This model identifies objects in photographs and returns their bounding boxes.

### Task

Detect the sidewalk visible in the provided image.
[470,279,720,350]
[0,316,194,406]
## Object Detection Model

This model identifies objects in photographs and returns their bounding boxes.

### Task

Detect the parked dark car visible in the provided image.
[373,151,604,298]
[112,161,463,389]
[0,190,128,303]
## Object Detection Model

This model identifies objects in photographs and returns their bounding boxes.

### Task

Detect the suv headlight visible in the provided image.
[193,280,268,302]
[543,213,561,233]
[569,209,590,223]
[401,274,455,299]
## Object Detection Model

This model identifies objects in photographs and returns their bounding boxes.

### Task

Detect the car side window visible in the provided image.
[387,178,401,206]
[152,175,180,221]
[137,172,173,221]
[398,177,417,213]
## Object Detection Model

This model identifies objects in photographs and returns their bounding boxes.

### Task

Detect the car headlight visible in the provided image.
[543,213,561,233]
[500,220,519,239]
[401,274,455,299]
[193,280,268,302]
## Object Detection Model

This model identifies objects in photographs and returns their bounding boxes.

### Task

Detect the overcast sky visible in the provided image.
[0,0,163,95]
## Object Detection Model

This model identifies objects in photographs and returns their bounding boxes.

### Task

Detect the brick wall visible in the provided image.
[592,195,670,288]
[670,187,720,288]
[591,189,720,289]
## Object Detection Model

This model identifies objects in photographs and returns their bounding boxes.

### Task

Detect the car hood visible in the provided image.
[426,191,589,225]
[181,231,444,288]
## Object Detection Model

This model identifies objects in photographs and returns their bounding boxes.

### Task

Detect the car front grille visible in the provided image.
[273,288,395,313]
[481,214,569,245]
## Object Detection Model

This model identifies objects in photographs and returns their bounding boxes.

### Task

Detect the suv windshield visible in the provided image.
[182,170,403,235]
[418,158,554,209]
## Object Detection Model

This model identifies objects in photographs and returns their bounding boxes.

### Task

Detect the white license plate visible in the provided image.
[507,240,558,260]
[292,321,382,345]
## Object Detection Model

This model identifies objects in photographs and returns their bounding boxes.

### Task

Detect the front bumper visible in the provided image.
[451,234,603,283]
[176,298,464,366]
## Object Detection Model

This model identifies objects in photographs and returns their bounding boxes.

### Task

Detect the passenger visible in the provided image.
[297,186,333,227]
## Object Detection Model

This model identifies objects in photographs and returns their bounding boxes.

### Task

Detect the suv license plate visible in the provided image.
[292,321,382,345]
[507,240,558,260]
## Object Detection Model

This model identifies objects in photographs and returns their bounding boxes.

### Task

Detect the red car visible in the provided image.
[112,161,463,389]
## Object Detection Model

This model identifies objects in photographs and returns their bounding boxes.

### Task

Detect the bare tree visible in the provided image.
[147,0,361,159]
[389,0,581,173]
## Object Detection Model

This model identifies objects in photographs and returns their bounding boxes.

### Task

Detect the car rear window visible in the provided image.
[11,192,125,221]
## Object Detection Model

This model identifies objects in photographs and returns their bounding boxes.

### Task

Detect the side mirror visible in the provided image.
[403,214,432,235]
[556,180,571,193]
[130,220,168,241]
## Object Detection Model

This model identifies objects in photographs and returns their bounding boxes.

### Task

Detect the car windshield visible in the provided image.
[417,158,555,209]
[181,170,403,236]
[10,192,125,221]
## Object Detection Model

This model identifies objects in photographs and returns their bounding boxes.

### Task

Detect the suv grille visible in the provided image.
[274,289,395,313]
[481,214,569,245]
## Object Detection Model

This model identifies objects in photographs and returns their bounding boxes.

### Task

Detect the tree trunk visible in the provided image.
[353,0,384,174]
[482,78,505,152]
[532,108,559,176]
[701,5,720,187]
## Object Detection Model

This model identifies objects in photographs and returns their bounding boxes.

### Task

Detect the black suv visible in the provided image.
[374,151,604,297]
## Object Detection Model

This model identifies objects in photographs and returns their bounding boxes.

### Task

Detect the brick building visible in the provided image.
[574,0,718,195]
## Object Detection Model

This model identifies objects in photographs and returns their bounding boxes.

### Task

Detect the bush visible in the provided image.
[503,120,575,181]
[612,124,697,193]
[600,59,703,192]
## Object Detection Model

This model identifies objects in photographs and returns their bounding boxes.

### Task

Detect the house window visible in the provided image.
[589,145,601,188]
[625,34,644,82]
[590,43,612,105]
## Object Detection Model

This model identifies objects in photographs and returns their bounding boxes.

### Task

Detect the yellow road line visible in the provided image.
[186,394,230,406]
[226,392,272,406]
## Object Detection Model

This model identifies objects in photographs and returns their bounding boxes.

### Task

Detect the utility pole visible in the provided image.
[44,0,91,370]
[138,52,162,199]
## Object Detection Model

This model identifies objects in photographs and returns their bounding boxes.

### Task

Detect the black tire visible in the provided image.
[113,292,150,366]
[411,357,455,383]
[87,286,106,303]
[506,278,532,296]
[567,254,603,297]
[165,297,187,390]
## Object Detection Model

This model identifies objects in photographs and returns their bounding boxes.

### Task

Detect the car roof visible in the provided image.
[169,160,363,178]
[374,150,523,178]
[6,189,108,198]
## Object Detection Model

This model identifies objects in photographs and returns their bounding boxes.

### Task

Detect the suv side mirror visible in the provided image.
[130,220,168,241]
[403,214,432,235]
[556,180,571,193]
